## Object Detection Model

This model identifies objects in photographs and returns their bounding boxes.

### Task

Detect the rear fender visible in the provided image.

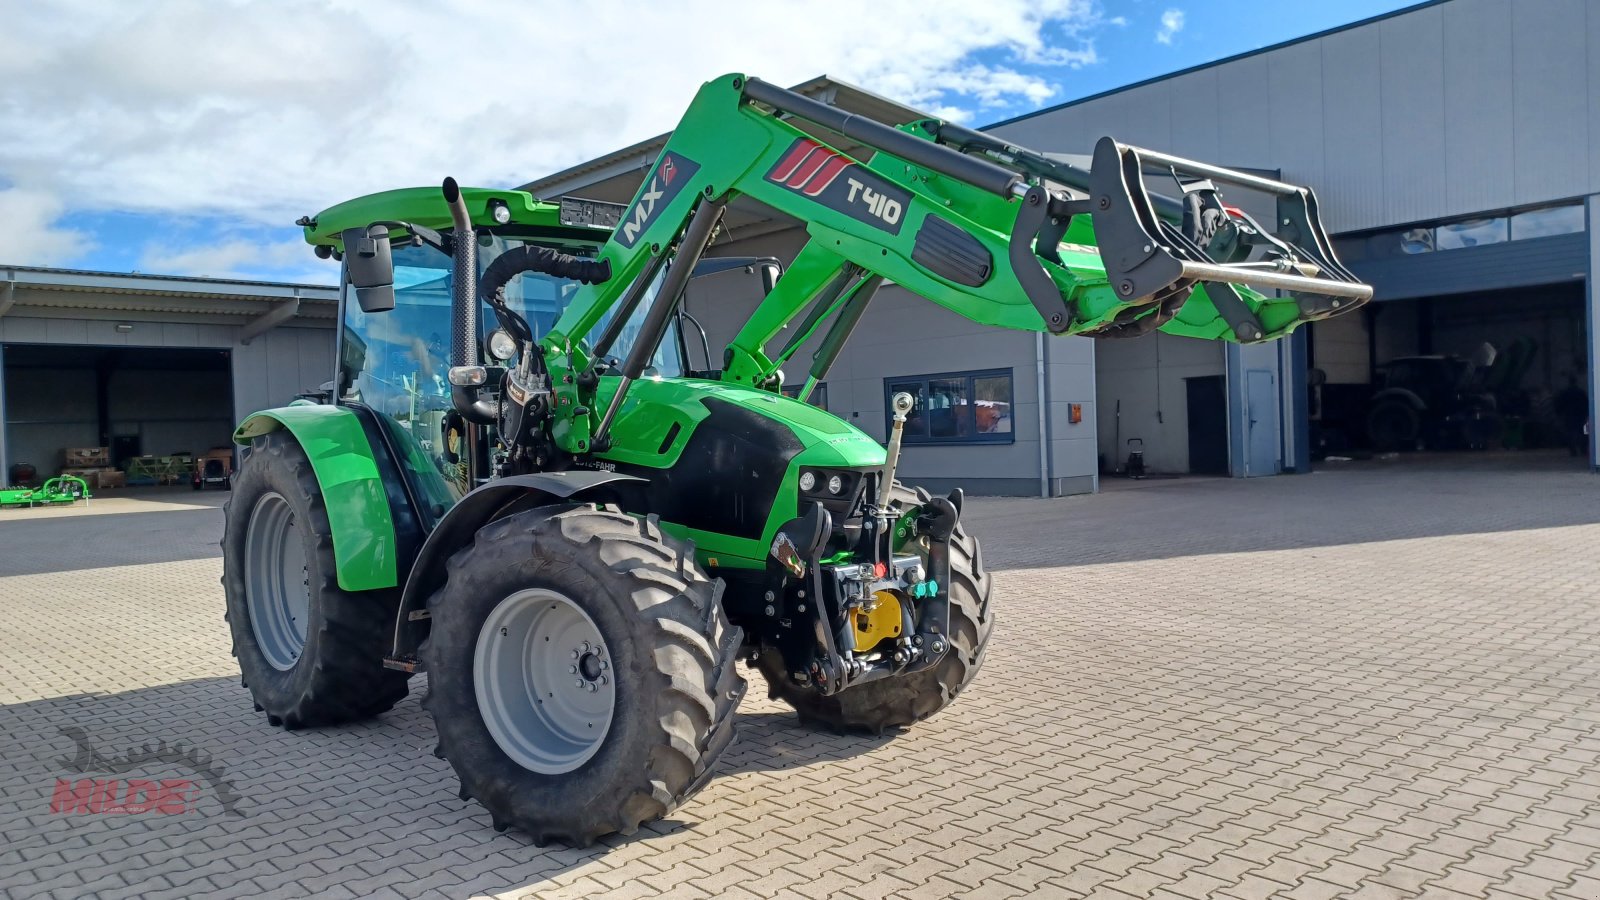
[235,406,400,592]
[390,471,646,665]
[1370,387,1426,411]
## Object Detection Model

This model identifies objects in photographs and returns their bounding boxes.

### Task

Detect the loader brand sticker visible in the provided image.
[617,151,700,249]
[765,138,909,236]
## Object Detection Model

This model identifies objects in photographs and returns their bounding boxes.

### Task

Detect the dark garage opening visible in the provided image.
[1309,282,1589,465]
[3,344,235,486]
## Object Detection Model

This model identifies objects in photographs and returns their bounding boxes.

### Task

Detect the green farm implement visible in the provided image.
[0,475,92,509]
[221,74,1370,845]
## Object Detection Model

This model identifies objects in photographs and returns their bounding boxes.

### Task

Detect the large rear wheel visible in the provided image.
[422,505,745,847]
[222,431,411,728]
[757,482,994,733]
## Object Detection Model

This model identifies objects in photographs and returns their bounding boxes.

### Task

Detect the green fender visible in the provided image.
[234,405,399,592]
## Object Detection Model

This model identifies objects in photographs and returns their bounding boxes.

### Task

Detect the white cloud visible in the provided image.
[0,0,1116,236]
[0,186,91,266]
[1156,8,1186,45]
[139,236,336,283]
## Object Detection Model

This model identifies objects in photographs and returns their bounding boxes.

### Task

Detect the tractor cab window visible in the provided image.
[337,234,684,514]
[583,263,685,378]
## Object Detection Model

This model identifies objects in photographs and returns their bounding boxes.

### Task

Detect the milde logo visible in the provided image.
[49,726,244,817]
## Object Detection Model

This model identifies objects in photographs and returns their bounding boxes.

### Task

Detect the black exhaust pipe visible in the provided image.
[442,177,497,424]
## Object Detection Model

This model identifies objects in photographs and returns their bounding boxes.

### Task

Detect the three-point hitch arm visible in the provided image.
[494,74,1371,456]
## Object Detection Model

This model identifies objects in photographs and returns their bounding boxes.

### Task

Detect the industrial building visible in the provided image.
[523,0,1600,494]
[0,268,334,486]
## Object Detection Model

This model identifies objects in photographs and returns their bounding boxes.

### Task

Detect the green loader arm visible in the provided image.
[539,74,1370,456]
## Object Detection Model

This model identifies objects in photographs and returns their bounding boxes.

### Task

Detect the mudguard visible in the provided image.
[389,471,646,664]
[1369,387,1427,411]
[234,405,400,592]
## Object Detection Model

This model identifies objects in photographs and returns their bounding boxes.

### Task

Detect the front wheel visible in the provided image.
[757,482,994,733]
[422,505,745,847]
[221,431,411,728]
[1368,401,1421,452]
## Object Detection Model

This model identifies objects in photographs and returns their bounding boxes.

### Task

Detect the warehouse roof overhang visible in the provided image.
[518,76,932,246]
[0,266,339,342]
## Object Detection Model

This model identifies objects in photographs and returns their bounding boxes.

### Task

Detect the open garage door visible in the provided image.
[1308,282,1588,469]
[2,344,234,488]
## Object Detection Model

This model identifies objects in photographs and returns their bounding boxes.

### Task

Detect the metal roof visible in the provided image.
[519,75,931,199]
[0,265,338,324]
[518,76,936,246]
[1,265,337,301]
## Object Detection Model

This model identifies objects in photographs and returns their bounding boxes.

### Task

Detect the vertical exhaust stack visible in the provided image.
[442,177,496,424]
[442,177,478,371]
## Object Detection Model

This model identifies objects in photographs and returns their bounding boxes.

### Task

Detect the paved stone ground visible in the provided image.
[2,458,1599,899]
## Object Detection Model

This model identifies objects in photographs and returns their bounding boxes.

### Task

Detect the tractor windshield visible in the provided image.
[336,234,682,516]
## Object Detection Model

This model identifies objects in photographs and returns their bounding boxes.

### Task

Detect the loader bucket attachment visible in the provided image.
[924,119,1372,342]
[1080,138,1370,340]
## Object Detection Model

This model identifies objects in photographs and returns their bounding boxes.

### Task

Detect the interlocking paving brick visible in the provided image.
[1,462,1599,898]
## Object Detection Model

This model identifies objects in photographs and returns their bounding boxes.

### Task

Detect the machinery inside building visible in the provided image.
[1,344,235,488]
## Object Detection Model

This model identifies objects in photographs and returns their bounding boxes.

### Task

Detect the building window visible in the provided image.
[885,369,1013,445]
[1511,204,1585,240]
[1434,217,1507,250]
[1336,201,1585,261]
[781,382,828,411]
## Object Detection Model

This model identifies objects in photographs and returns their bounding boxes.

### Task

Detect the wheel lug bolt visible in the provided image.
[571,650,579,659]
[599,675,608,685]
[568,665,577,674]
[575,680,584,688]
[600,660,608,670]
[581,641,590,652]
[587,683,597,693]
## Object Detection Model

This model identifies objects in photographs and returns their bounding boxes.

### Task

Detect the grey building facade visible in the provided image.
[0,267,335,482]
[532,0,1599,493]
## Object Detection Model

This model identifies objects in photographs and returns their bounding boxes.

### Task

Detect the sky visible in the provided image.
[0,0,1420,286]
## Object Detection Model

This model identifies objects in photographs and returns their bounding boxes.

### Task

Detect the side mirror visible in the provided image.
[341,225,395,313]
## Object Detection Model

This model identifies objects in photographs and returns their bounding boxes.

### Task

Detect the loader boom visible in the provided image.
[533,74,1369,456]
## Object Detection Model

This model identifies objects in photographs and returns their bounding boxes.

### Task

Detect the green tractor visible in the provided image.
[222,74,1369,845]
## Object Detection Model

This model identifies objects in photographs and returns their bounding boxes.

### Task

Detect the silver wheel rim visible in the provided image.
[474,588,615,774]
[243,492,310,671]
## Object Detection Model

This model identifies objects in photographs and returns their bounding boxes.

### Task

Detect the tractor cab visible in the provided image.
[303,188,690,517]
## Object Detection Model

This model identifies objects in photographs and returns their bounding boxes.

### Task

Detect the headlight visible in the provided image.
[489,200,512,225]
[487,329,517,361]
[798,471,816,492]
[826,474,844,495]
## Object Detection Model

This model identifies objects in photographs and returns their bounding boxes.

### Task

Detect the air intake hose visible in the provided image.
[479,246,611,303]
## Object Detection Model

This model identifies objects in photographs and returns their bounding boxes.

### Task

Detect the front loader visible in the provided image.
[221,74,1370,846]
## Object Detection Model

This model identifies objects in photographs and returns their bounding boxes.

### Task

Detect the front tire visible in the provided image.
[1368,400,1421,452]
[757,482,994,733]
[222,431,411,729]
[421,505,745,847]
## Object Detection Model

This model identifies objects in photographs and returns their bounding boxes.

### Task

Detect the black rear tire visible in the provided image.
[222,431,411,729]
[1368,401,1421,452]
[421,505,745,847]
[757,482,993,733]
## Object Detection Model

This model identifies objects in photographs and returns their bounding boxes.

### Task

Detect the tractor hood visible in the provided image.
[594,377,885,472]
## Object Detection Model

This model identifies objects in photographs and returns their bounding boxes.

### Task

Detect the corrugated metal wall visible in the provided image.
[990,0,1600,233]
